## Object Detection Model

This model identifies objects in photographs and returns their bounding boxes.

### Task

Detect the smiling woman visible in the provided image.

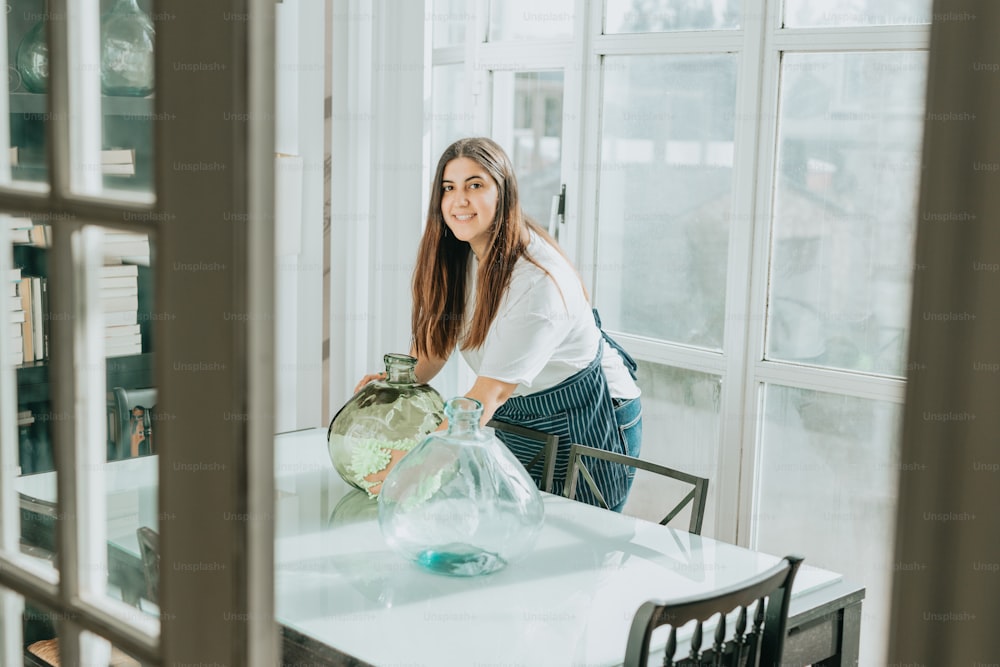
[356,137,642,508]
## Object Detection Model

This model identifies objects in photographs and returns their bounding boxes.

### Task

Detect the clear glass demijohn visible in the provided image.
[327,354,445,492]
[378,397,545,577]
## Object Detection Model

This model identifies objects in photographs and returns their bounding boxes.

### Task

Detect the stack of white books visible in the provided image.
[102,263,142,358]
[6,268,25,365]
[101,230,148,358]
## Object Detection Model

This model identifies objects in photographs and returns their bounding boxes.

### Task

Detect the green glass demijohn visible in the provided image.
[15,13,49,93]
[327,354,445,493]
[378,397,545,577]
[100,0,155,96]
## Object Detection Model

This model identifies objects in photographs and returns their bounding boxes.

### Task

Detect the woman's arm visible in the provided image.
[412,346,448,384]
[362,375,516,496]
[464,375,517,426]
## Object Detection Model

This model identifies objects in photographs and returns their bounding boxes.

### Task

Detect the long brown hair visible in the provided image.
[411,137,560,359]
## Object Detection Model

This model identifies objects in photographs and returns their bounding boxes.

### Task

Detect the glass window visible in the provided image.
[488,0,575,42]
[429,64,473,163]
[783,0,932,28]
[626,361,721,536]
[754,384,902,666]
[605,0,742,33]
[430,0,470,48]
[6,1,51,189]
[595,54,738,349]
[492,70,564,226]
[766,51,927,377]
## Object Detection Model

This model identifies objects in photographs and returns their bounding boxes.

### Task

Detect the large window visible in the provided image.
[415,2,930,664]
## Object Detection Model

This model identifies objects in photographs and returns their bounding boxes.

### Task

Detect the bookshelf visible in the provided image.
[7,0,158,472]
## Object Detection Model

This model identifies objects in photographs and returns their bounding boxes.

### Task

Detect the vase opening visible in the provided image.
[383,353,418,384]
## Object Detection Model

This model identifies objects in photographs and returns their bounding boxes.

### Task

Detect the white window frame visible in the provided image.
[0,1,277,664]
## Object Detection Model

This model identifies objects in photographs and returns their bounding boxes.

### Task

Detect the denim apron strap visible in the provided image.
[592,308,638,381]
[492,346,629,509]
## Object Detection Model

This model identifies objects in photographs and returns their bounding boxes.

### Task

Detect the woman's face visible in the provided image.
[441,157,499,258]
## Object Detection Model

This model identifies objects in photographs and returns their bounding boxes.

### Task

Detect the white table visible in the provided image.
[273,428,862,667]
[16,428,864,666]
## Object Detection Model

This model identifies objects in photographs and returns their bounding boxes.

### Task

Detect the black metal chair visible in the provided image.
[563,442,709,534]
[487,419,559,493]
[623,555,803,667]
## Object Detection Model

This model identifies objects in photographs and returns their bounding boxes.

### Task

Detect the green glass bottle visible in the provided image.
[327,354,445,493]
[100,0,155,96]
[16,14,49,94]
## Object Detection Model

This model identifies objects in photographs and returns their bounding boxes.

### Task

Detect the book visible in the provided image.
[105,310,138,326]
[39,278,49,359]
[102,162,136,176]
[19,277,33,363]
[102,148,136,165]
[105,340,143,357]
[100,285,139,299]
[105,323,141,339]
[100,264,140,278]
[100,295,139,313]
[29,225,52,247]
[101,275,139,290]
[30,277,44,361]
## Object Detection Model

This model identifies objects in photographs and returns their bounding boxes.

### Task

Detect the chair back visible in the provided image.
[108,386,158,459]
[623,555,803,667]
[487,420,559,493]
[563,443,709,534]
[136,526,160,603]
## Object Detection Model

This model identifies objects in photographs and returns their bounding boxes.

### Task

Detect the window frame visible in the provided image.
[0,1,278,664]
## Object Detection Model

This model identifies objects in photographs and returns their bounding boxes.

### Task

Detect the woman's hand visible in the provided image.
[353,372,387,395]
[362,447,410,496]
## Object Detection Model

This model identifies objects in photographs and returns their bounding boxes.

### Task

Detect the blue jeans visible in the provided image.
[609,396,642,513]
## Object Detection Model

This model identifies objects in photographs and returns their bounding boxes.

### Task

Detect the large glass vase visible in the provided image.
[15,15,49,93]
[327,354,444,493]
[378,397,545,577]
[100,0,155,96]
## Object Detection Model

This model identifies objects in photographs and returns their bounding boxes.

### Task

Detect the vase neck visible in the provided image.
[383,353,418,384]
[444,397,483,436]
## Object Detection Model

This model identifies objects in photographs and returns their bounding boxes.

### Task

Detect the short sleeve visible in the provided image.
[476,270,573,388]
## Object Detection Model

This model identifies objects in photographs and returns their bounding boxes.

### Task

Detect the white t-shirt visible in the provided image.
[459,232,641,399]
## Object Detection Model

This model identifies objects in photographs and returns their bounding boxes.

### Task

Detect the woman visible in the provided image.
[358,137,642,511]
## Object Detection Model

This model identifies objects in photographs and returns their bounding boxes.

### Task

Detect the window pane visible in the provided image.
[754,384,902,667]
[6,217,55,574]
[7,2,51,188]
[429,64,473,163]
[431,0,469,48]
[97,0,155,198]
[767,52,927,376]
[1,586,53,666]
[2,591,150,667]
[488,0,574,42]
[493,70,564,226]
[783,0,932,27]
[596,55,737,349]
[625,361,721,537]
[94,225,158,611]
[605,0,742,33]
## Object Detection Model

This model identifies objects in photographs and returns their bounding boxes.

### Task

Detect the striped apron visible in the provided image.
[492,310,638,509]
